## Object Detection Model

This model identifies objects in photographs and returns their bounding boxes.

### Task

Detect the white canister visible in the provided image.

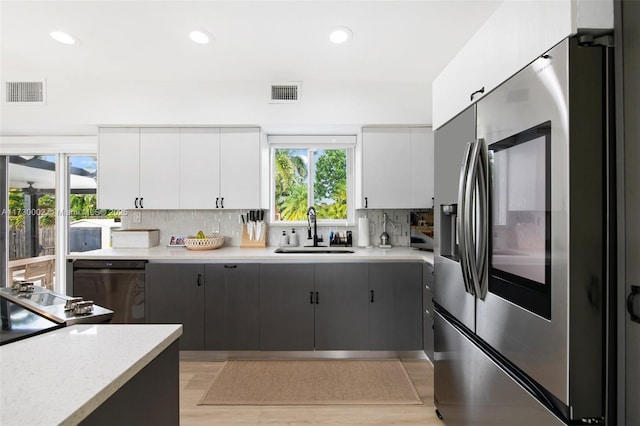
[357,217,370,247]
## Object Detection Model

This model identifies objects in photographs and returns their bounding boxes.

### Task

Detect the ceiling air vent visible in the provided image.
[269,82,301,103]
[5,81,45,103]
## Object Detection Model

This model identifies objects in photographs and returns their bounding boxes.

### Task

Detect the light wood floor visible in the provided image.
[180,359,443,425]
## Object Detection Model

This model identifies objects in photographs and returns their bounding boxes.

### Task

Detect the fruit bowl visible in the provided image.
[184,234,224,250]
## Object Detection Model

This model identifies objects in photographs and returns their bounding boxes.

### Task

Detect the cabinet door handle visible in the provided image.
[224,264,237,269]
[627,285,640,324]
[134,197,139,208]
[196,273,203,287]
[370,290,375,303]
[310,291,314,304]
[220,197,224,208]
[364,197,368,208]
[140,197,144,208]
[470,87,485,101]
[215,197,219,208]
[315,291,319,304]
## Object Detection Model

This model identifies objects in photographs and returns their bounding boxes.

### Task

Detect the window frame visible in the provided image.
[268,135,356,226]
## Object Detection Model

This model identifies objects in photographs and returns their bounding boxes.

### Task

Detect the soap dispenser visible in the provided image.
[289,228,298,247]
[279,230,289,247]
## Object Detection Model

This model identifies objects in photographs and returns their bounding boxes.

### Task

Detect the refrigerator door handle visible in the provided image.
[458,142,475,295]
[476,139,489,299]
[465,140,481,298]
[465,139,489,300]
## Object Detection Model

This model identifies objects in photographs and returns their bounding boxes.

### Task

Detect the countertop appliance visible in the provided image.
[433,37,614,425]
[1,284,113,345]
[71,259,146,323]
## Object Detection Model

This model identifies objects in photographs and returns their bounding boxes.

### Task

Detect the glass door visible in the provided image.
[67,155,121,254]
[7,155,57,289]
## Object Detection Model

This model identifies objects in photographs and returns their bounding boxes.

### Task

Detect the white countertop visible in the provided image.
[0,324,182,426]
[67,245,434,265]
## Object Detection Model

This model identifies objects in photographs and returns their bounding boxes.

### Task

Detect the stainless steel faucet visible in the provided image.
[307,206,319,247]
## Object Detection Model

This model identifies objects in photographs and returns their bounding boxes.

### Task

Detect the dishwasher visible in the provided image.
[71,260,146,324]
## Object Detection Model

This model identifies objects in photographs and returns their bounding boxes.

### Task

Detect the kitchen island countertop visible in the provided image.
[67,245,434,265]
[0,324,182,426]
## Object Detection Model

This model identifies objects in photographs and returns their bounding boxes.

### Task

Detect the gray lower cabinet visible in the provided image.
[423,263,435,361]
[259,263,370,351]
[147,262,259,351]
[369,262,423,350]
[80,340,179,426]
[147,261,424,352]
[260,264,315,350]
[314,263,369,350]
[204,264,260,350]
[146,263,205,350]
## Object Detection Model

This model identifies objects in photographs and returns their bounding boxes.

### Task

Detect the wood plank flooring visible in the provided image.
[180,359,443,425]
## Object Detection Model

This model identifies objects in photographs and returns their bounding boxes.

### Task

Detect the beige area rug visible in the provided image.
[199,359,422,406]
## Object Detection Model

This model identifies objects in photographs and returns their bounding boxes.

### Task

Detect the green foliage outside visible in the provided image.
[314,150,347,219]
[274,149,308,221]
[8,189,120,230]
[274,148,347,221]
[8,188,55,228]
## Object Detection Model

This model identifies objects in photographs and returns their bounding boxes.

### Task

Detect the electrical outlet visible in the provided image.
[132,211,141,223]
[212,222,220,233]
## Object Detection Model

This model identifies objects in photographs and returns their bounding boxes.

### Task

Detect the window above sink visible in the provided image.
[268,135,356,226]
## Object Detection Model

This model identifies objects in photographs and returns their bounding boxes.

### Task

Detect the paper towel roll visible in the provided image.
[358,217,370,247]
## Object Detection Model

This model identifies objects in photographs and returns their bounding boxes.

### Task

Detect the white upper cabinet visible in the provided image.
[98,128,140,209]
[362,127,411,209]
[139,128,180,209]
[219,127,260,209]
[410,128,434,209]
[99,127,261,210]
[432,0,613,130]
[362,127,434,209]
[98,127,180,209]
[179,127,260,209]
[179,128,221,209]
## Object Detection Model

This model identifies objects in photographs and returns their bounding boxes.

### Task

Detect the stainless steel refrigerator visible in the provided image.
[433,36,614,425]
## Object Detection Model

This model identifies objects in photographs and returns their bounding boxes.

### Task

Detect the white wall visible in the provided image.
[0,77,431,136]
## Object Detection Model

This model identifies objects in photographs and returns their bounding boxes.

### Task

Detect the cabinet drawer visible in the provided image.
[423,287,434,319]
[423,263,434,291]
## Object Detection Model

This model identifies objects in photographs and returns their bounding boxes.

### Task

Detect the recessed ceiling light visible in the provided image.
[50,31,77,45]
[329,27,353,44]
[189,30,212,45]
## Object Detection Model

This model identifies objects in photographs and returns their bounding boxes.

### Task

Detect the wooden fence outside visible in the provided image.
[9,227,56,260]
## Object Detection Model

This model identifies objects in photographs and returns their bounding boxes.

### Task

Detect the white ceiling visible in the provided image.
[1,0,501,83]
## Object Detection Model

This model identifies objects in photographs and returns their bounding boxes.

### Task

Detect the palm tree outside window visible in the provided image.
[271,139,354,224]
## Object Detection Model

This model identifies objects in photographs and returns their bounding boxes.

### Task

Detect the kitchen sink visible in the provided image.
[274,247,355,254]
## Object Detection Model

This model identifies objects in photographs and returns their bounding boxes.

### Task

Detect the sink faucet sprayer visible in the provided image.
[307,206,320,247]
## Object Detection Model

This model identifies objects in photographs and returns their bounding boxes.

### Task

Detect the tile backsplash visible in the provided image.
[121,209,412,248]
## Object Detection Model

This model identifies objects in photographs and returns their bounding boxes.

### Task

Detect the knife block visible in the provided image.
[240,224,267,248]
